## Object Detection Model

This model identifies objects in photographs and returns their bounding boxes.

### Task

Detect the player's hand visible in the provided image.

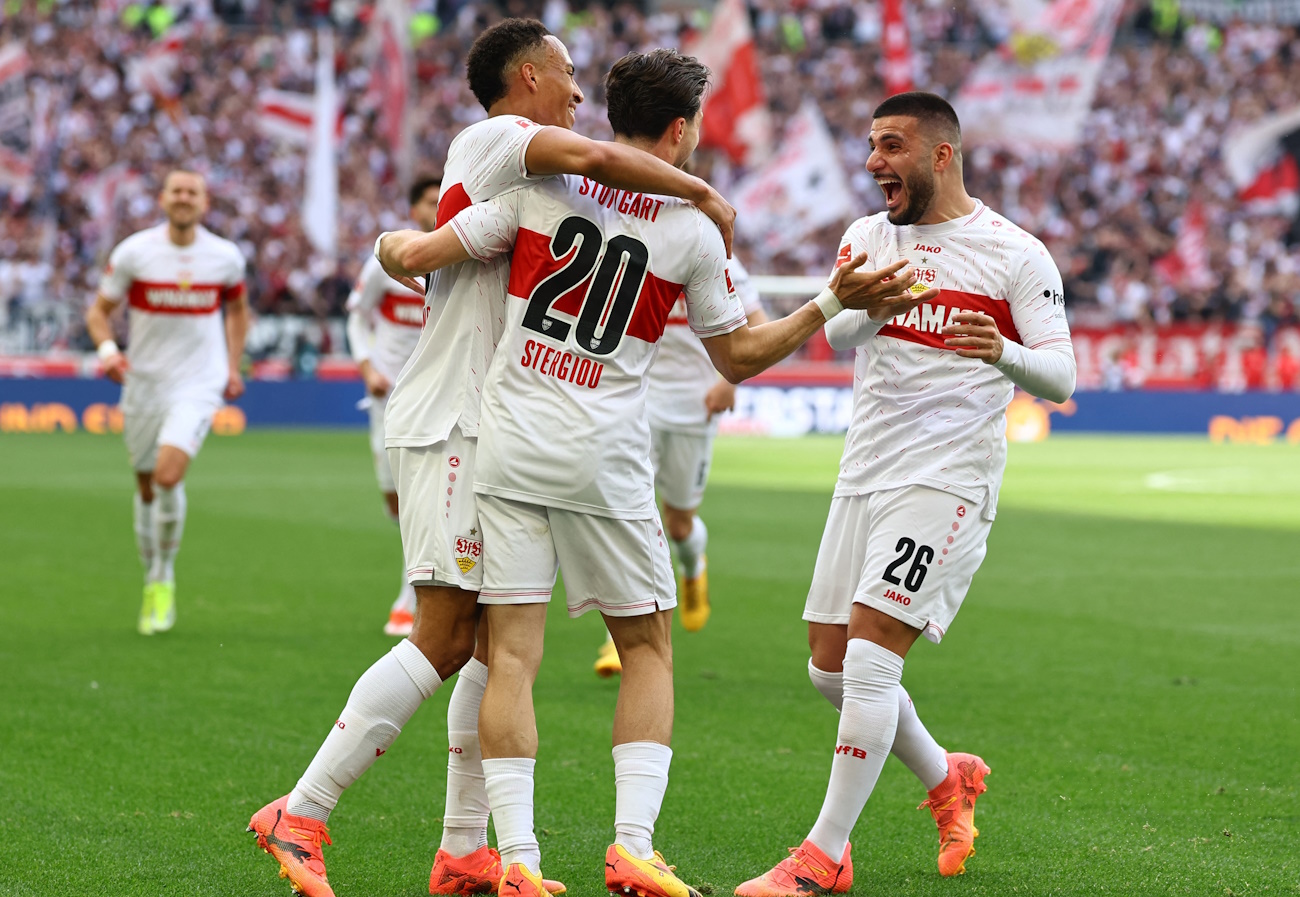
[363,367,392,399]
[943,312,1004,364]
[101,352,129,384]
[696,186,736,258]
[224,369,246,401]
[376,233,425,290]
[393,274,426,296]
[704,380,737,417]
[830,257,940,322]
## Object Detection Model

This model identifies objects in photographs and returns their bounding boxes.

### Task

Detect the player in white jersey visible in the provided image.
[737,93,1076,897]
[593,258,768,676]
[247,21,740,897]
[374,50,939,897]
[84,170,248,637]
[345,175,441,637]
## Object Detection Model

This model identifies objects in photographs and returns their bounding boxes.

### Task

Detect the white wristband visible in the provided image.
[97,340,121,361]
[812,287,844,321]
[374,232,391,264]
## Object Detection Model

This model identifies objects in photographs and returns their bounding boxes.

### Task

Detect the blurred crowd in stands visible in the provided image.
[1,0,1299,365]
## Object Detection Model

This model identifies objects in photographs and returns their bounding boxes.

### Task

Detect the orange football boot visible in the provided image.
[384,608,415,637]
[605,843,700,897]
[734,839,851,897]
[917,752,990,876]
[430,846,566,895]
[677,563,709,633]
[497,863,548,897]
[247,795,334,897]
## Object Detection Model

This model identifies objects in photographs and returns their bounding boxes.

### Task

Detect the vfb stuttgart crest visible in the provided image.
[454,535,482,574]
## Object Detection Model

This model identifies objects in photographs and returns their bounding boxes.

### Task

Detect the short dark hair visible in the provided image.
[872,91,962,151]
[408,175,441,207]
[466,18,551,112]
[605,49,710,141]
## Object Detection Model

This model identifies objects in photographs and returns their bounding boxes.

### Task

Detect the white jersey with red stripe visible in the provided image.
[384,114,544,447]
[451,174,746,519]
[835,200,1071,517]
[98,223,246,411]
[645,256,763,435]
[345,256,424,381]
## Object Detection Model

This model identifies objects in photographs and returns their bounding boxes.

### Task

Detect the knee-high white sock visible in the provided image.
[484,757,540,873]
[133,493,155,579]
[892,687,949,790]
[288,639,442,822]
[442,658,490,855]
[149,483,186,583]
[808,660,844,711]
[613,741,672,860]
[673,516,707,579]
[807,639,904,860]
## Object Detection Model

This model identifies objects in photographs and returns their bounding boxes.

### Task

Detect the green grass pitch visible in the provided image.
[1,430,1297,896]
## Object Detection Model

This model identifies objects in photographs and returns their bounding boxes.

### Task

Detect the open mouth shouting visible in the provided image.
[876,175,904,211]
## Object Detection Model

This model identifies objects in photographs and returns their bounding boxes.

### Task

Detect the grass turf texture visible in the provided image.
[0,431,1296,897]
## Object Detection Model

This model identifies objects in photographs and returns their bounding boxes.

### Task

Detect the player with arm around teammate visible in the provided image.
[344,175,441,637]
[246,20,740,897]
[377,49,939,897]
[84,170,248,636]
[735,92,1076,897]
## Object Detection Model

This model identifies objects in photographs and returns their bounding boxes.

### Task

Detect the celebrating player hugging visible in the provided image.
[374,48,937,897]
[736,93,1075,897]
[85,170,248,637]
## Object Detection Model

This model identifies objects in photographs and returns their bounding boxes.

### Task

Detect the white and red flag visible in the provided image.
[683,0,772,166]
[126,26,188,102]
[955,0,1123,150]
[1224,105,1300,217]
[881,0,914,96]
[367,0,413,184]
[256,89,315,145]
[302,27,339,258]
[1154,200,1214,291]
[0,41,33,190]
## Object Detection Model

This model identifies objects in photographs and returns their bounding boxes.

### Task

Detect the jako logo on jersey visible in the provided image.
[835,745,869,759]
[520,339,604,389]
[577,178,665,222]
[914,244,942,254]
[883,588,911,606]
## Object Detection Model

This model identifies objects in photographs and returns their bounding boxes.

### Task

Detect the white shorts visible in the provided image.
[123,396,221,472]
[368,397,395,493]
[476,494,676,618]
[388,431,483,591]
[651,428,713,511]
[803,486,992,644]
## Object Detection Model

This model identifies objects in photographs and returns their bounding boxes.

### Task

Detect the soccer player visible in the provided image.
[595,258,767,677]
[376,49,938,897]
[345,175,441,637]
[736,92,1076,897]
[247,20,739,897]
[84,169,248,636]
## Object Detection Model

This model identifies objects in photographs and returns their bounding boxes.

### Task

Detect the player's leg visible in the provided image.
[372,400,415,636]
[125,409,164,634]
[654,429,712,632]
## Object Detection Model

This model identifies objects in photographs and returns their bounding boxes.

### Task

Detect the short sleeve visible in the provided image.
[98,240,135,303]
[727,257,765,317]
[221,246,248,303]
[684,217,747,338]
[1009,239,1071,352]
[468,117,545,197]
[450,188,525,263]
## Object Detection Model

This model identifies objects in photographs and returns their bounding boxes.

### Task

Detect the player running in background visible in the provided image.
[594,257,767,677]
[84,170,248,636]
[736,92,1076,897]
[377,49,937,897]
[345,175,441,637]
[247,20,736,897]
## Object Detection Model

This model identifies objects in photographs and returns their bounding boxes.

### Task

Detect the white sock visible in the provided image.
[149,482,186,583]
[441,658,490,855]
[673,516,707,579]
[288,639,442,822]
[613,741,672,861]
[808,660,844,712]
[133,493,155,579]
[806,639,904,860]
[483,757,540,873]
[892,687,949,790]
[391,581,416,615]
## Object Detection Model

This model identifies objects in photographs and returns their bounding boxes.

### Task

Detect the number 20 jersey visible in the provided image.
[449,174,747,519]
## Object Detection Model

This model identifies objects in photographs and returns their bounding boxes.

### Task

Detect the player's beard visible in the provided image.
[887,168,936,226]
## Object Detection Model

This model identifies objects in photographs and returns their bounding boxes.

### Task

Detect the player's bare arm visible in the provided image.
[223,289,250,400]
[376,228,472,280]
[703,307,767,415]
[524,126,736,256]
[703,256,939,383]
[358,359,391,398]
[85,294,129,384]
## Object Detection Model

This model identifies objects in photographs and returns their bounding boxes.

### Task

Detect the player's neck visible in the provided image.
[167,222,198,247]
[613,135,676,167]
[915,189,976,227]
